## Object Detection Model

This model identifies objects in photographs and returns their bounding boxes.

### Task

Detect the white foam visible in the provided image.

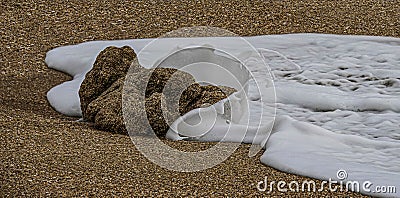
[45,34,400,197]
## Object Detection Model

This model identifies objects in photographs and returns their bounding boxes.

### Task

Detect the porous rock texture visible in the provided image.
[79,46,236,136]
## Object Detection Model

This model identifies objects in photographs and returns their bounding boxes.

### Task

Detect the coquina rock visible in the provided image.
[79,46,141,115]
[79,46,236,136]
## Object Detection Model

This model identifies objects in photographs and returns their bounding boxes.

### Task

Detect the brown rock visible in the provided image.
[186,85,237,113]
[79,46,237,136]
[145,93,174,136]
[79,46,142,118]
[86,77,125,132]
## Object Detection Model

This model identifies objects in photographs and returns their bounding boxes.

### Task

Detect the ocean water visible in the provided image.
[46,34,400,197]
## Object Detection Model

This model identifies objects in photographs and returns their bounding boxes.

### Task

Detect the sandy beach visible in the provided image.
[1,0,398,196]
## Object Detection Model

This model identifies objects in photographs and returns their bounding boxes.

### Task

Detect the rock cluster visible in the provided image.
[79,46,236,136]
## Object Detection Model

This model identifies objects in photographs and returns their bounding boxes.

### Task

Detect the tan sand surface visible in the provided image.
[1,0,398,196]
